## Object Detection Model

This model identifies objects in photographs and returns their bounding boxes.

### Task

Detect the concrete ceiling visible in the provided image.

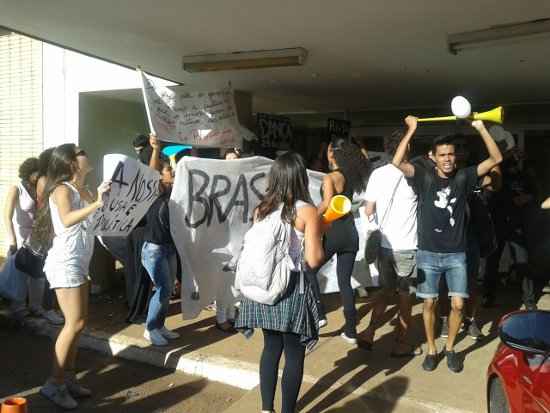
[2,0,550,113]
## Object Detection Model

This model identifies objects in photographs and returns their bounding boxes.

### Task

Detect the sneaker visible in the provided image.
[440,317,449,338]
[318,319,328,329]
[445,349,463,373]
[66,375,92,398]
[159,326,180,340]
[467,319,482,340]
[144,329,168,346]
[40,381,78,410]
[525,303,538,311]
[422,353,438,372]
[43,310,65,326]
[340,332,357,345]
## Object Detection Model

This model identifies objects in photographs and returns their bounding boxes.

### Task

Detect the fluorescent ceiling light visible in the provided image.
[182,47,307,72]
[448,18,550,54]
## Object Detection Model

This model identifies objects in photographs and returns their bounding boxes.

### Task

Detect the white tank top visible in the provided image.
[49,182,88,236]
[13,181,36,246]
[289,200,308,270]
[44,182,95,277]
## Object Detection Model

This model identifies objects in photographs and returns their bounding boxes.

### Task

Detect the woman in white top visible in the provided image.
[3,158,45,318]
[40,144,110,410]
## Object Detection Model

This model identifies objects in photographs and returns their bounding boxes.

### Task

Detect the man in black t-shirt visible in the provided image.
[393,116,502,374]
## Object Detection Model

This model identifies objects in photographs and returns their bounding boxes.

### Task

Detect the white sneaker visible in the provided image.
[40,380,78,410]
[159,326,180,340]
[43,310,65,325]
[144,329,168,346]
[318,319,328,329]
[340,332,358,345]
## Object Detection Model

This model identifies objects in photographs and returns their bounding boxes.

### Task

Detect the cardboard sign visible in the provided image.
[91,155,160,236]
[256,113,293,149]
[327,118,351,140]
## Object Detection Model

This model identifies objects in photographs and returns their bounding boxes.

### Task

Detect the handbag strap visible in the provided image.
[379,174,403,230]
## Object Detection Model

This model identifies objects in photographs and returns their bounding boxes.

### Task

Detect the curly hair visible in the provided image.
[330,138,371,193]
[18,157,39,182]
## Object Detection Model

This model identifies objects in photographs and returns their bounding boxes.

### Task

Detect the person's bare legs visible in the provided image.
[359,289,389,345]
[51,282,89,383]
[423,298,437,355]
[67,283,89,372]
[393,291,413,353]
[446,296,464,351]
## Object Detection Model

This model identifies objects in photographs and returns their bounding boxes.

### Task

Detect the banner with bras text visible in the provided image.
[170,156,377,319]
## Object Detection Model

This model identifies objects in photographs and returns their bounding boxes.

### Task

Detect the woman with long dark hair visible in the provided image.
[35,147,65,325]
[314,138,371,344]
[235,152,326,413]
[40,144,110,410]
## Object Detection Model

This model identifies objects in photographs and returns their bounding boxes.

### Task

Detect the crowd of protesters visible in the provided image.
[2,117,550,412]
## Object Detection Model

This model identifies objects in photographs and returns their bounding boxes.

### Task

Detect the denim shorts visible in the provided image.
[377,248,417,294]
[416,250,469,299]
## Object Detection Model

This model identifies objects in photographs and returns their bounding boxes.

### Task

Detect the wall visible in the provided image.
[78,93,149,188]
[0,33,43,253]
[42,43,175,149]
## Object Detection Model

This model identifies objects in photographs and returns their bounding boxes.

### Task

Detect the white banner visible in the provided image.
[170,156,377,319]
[140,70,251,148]
[91,155,160,237]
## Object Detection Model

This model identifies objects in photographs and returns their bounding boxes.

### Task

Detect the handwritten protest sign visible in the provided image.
[327,118,351,141]
[256,113,293,149]
[170,156,376,319]
[91,155,160,237]
[140,70,252,148]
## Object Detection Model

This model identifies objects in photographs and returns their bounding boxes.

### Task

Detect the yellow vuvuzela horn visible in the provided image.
[417,106,504,124]
[322,195,351,223]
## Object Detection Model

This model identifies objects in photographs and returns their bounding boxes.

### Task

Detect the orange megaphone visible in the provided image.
[1,397,28,413]
[322,195,352,223]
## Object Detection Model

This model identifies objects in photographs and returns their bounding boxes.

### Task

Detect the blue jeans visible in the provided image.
[141,242,176,331]
[416,250,469,299]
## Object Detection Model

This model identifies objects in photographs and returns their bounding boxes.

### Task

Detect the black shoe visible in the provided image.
[445,349,463,373]
[422,353,438,372]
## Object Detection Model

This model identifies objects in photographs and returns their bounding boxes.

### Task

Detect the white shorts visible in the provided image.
[45,270,90,289]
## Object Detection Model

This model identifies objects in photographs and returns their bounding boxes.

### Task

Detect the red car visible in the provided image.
[486,310,550,413]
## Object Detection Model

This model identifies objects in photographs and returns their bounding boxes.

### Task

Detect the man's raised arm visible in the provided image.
[472,120,503,177]
[392,116,418,178]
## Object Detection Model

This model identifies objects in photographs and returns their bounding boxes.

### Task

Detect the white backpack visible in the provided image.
[234,207,302,305]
